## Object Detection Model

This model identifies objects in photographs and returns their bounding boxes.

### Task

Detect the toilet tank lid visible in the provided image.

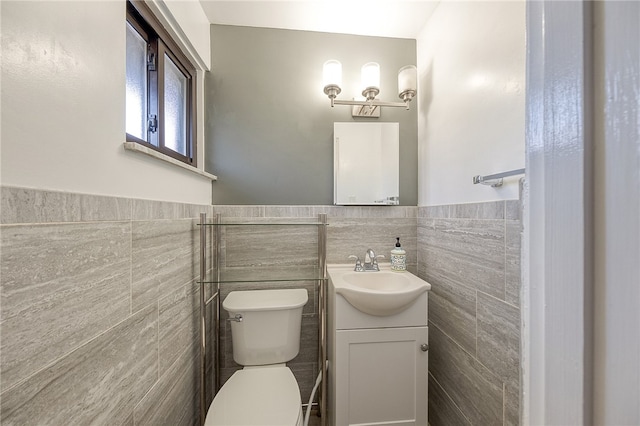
[223,289,308,312]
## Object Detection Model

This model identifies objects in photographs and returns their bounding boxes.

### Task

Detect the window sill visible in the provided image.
[123,142,217,181]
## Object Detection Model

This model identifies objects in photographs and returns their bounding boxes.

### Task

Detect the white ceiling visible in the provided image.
[198,1,440,39]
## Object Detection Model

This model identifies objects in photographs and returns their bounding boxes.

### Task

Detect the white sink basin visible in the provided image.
[328,265,431,316]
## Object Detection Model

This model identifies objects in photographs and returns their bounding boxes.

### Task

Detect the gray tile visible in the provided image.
[220,316,237,369]
[477,292,520,384]
[418,205,450,219]
[205,364,216,409]
[309,205,334,217]
[0,222,131,392]
[449,201,505,220]
[327,206,416,219]
[222,224,318,268]
[212,205,265,218]
[80,194,132,222]
[134,347,198,426]
[184,204,213,220]
[505,200,521,221]
[428,373,471,426]
[327,217,417,265]
[293,314,319,364]
[1,186,81,224]
[131,219,198,312]
[429,324,503,425]
[263,205,313,217]
[504,380,520,426]
[505,220,522,306]
[418,218,505,300]
[132,199,186,220]
[426,277,477,355]
[204,295,217,406]
[290,362,319,404]
[1,305,158,425]
[159,280,200,373]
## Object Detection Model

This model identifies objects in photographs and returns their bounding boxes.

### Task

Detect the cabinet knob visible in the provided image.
[420,343,429,352]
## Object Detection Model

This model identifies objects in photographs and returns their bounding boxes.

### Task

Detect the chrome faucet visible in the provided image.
[348,249,385,272]
[364,248,384,271]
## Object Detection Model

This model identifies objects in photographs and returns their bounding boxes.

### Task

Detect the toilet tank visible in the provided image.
[222,289,308,366]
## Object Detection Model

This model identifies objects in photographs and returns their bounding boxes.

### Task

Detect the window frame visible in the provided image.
[126,0,197,167]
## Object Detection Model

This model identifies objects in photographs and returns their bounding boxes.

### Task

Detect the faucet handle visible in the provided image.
[348,255,364,272]
[372,254,384,271]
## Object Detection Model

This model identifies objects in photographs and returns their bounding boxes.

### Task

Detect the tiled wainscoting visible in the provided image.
[211,205,418,404]
[1,190,521,425]
[418,201,522,425]
[0,186,212,425]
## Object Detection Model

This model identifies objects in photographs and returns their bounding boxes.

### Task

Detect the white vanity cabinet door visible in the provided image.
[334,326,428,426]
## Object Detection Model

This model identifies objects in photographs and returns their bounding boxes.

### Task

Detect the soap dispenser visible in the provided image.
[391,237,407,272]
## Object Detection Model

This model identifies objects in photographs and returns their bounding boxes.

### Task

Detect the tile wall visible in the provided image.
[0,186,212,425]
[418,200,522,425]
[0,189,521,425]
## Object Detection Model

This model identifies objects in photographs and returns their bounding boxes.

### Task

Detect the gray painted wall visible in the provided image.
[205,25,418,205]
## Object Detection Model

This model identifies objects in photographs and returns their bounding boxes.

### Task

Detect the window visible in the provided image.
[126,1,196,166]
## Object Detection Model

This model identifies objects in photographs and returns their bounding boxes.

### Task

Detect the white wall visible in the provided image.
[1,1,213,205]
[416,0,525,206]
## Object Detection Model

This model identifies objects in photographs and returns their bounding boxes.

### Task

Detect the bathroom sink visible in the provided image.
[327,265,431,316]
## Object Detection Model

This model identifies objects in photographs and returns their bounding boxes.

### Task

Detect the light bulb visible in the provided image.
[361,62,380,91]
[398,65,417,94]
[323,60,342,88]
[398,65,417,102]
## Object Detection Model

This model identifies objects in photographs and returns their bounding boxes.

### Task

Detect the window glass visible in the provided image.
[125,22,147,140]
[126,0,195,165]
[164,53,187,156]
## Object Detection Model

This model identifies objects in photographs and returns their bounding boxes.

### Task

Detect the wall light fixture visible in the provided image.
[323,60,417,117]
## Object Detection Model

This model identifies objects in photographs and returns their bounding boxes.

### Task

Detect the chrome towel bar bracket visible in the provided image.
[473,168,525,187]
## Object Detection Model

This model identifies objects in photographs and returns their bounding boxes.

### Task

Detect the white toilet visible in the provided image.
[204,288,308,426]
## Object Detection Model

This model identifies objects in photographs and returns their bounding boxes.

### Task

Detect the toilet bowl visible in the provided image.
[204,289,308,426]
[205,365,303,426]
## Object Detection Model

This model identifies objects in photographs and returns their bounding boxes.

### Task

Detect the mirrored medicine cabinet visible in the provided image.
[333,122,399,205]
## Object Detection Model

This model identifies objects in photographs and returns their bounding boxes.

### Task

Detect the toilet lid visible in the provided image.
[205,366,302,426]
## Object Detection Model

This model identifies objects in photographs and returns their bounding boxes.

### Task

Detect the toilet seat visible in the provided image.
[205,365,303,426]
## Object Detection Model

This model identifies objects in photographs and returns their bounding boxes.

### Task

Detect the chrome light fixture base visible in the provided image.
[361,87,380,101]
[324,84,341,107]
[399,89,416,104]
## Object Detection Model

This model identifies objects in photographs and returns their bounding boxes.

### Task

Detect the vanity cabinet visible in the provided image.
[334,326,428,425]
[327,268,429,426]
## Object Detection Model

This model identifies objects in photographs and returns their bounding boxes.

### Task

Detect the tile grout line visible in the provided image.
[503,382,507,426]
[477,288,521,311]
[429,371,473,425]
[157,297,161,383]
[475,289,479,358]
[504,201,508,301]
[431,322,501,382]
[0,304,154,397]
[130,202,134,316]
